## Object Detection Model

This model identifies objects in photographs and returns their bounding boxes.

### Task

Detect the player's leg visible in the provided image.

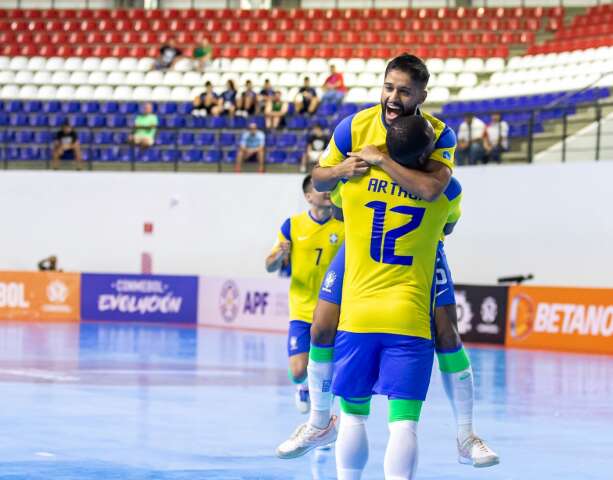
[377,334,434,480]
[287,320,312,414]
[434,243,499,468]
[336,397,370,480]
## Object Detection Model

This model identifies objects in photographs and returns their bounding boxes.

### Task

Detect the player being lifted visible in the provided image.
[277,54,498,475]
[265,175,344,413]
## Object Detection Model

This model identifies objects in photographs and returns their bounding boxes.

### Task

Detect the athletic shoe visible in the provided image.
[276,416,338,459]
[294,386,310,414]
[458,435,500,468]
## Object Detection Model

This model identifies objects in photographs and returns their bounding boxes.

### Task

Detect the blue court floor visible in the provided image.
[0,322,611,480]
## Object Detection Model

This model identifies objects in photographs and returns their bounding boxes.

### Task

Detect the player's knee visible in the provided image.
[388,399,423,423]
[340,397,371,416]
[288,359,308,383]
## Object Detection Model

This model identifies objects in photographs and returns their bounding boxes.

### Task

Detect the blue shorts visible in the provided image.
[318,243,345,305]
[332,331,434,401]
[434,241,455,307]
[60,149,76,160]
[287,320,311,357]
[319,241,455,308]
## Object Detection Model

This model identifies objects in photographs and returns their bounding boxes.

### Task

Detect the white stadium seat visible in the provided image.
[74,85,95,100]
[345,87,368,103]
[56,85,76,100]
[100,57,119,72]
[14,71,34,84]
[288,58,308,74]
[82,57,101,72]
[27,57,46,71]
[343,72,358,87]
[436,73,457,88]
[37,85,57,99]
[0,71,15,84]
[366,87,380,103]
[365,59,386,73]
[202,73,221,87]
[328,59,346,71]
[151,86,172,101]
[428,87,450,103]
[125,71,145,86]
[62,57,82,71]
[426,58,445,74]
[18,85,38,99]
[0,56,9,70]
[230,58,250,73]
[219,73,240,87]
[50,71,70,85]
[484,58,505,73]
[190,86,202,99]
[356,72,378,88]
[113,86,133,101]
[444,58,464,74]
[0,85,19,99]
[118,58,139,72]
[464,58,485,73]
[68,71,89,86]
[170,86,192,102]
[93,85,114,100]
[132,86,152,101]
[346,59,366,74]
[278,72,299,87]
[32,71,52,85]
[250,58,270,74]
[183,71,205,87]
[268,58,289,72]
[173,58,193,72]
[238,72,259,86]
[456,73,478,88]
[144,70,164,87]
[9,57,28,71]
[88,71,108,86]
[258,72,278,87]
[163,71,183,87]
[106,71,126,86]
[306,58,328,73]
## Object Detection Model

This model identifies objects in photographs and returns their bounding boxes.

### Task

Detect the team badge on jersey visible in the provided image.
[329,233,339,244]
[322,271,337,293]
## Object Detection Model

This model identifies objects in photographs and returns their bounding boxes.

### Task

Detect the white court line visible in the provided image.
[0,369,79,382]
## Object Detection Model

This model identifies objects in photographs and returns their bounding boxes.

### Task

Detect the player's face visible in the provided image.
[381,69,427,125]
[306,189,332,209]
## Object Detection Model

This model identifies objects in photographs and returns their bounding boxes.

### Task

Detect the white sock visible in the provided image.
[307,357,334,429]
[384,420,418,480]
[336,411,369,480]
[441,366,475,443]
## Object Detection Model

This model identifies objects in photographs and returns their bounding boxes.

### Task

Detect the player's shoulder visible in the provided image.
[443,177,462,202]
[421,110,456,148]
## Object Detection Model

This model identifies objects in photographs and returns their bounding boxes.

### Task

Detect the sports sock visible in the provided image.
[437,347,474,443]
[384,420,419,480]
[336,410,369,480]
[308,343,334,429]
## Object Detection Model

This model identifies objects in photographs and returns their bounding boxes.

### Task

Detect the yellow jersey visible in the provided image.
[275,211,344,323]
[320,105,460,339]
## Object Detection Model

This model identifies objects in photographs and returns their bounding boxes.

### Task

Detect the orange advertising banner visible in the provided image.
[506,285,613,354]
[0,271,81,322]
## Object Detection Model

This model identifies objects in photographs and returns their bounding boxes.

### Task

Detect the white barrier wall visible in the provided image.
[1,161,612,287]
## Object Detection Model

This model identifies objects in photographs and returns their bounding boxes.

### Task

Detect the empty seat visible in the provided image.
[170,86,192,102]
[37,85,57,99]
[27,56,46,71]
[0,71,15,84]
[346,59,366,73]
[14,71,34,84]
[151,86,172,101]
[113,86,133,101]
[18,85,38,99]
[125,71,145,86]
[81,57,101,71]
[62,57,82,71]
[269,58,289,72]
[118,57,139,72]
[99,57,120,72]
[132,86,153,101]
[69,71,89,86]
[163,71,183,87]
[9,57,28,71]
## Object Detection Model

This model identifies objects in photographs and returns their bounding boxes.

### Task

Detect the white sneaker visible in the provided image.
[294,386,310,414]
[458,435,500,468]
[276,416,338,459]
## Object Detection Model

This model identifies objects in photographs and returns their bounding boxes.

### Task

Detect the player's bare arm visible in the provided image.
[311,158,370,193]
[265,241,290,273]
[348,146,451,202]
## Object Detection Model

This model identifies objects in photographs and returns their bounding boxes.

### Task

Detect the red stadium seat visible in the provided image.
[336,46,353,59]
[277,19,295,31]
[121,32,139,44]
[316,46,334,58]
[204,20,221,32]
[399,32,418,45]
[312,19,332,32]
[105,32,122,44]
[287,9,306,20]
[363,31,379,44]
[413,45,430,59]
[343,9,362,20]
[75,46,93,57]
[2,45,19,55]
[375,46,392,59]
[343,31,359,44]
[294,45,314,58]
[57,10,77,20]
[461,32,477,44]
[127,9,146,20]
[33,32,50,44]
[198,10,216,20]
[436,8,449,19]
[186,20,205,32]
[305,9,324,20]
[473,45,489,58]
[286,31,304,44]
[109,10,128,20]
[258,45,276,58]
[49,31,68,44]
[278,45,295,58]
[144,9,163,20]
[168,20,186,31]
[249,32,267,44]
[215,9,234,20]
[151,20,169,31]
[422,32,439,44]
[177,9,198,20]
[176,32,194,44]
[56,45,74,57]
[353,19,369,31]
[441,32,460,45]
[332,19,350,31]
[40,45,57,57]
[269,9,287,20]
[381,31,399,44]
[15,32,33,44]
[140,31,157,44]
[323,31,341,44]
[229,32,249,44]
[295,19,309,31]
[112,45,130,57]
[354,46,373,59]
[324,9,341,20]
[89,45,109,57]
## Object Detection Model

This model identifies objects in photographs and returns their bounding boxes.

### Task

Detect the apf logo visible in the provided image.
[477,296,500,335]
[219,280,240,322]
[455,291,473,335]
[322,270,336,293]
[46,280,68,304]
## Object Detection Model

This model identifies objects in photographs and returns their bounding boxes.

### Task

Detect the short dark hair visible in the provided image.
[205,81,212,87]
[386,115,435,169]
[384,54,430,87]
[302,174,313,193]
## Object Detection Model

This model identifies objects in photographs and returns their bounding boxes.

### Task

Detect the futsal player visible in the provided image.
[265,175,344,413]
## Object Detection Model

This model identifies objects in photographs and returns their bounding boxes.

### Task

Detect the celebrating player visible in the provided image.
[265,175,344,413]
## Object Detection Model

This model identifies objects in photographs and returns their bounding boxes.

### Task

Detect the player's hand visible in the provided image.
[348,145,385,166]
[276,241,291,260]
[335,156,370,179]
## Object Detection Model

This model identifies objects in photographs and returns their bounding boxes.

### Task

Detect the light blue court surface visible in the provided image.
[0,322,612,480]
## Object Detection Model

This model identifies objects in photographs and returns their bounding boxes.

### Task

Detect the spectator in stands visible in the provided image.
[38,255,58,272]
[129,102,158,148]
[259,78,275,111]
[192,81,221,117]
[153,36,182,71]
[300,123,329,173]
[193,36,213,72]
[457,113,486,165]
[219,79,238,116]
[294,76,320,115]
[264,91,288,130]
[236,121,266,173]
[321,65,347,104]
[237,80,258,116]
[52,120,83,170]
[484,113,510,164]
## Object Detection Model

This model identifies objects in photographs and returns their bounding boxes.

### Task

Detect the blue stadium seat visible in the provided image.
[159,131,177,145]
[286,116,308,129]
[179,132,195,145]
[23,101,42,113]
[318,103,338,116]
[34,131,53,144]
[157,116,168,128]
[100,102,119,114]
[19,147,39,160]
[182,150,203,163]
[0,114,9,126]
[0,101,4,112]
[81,102,100,114]
[162,149,180,163]
[32,115,50,127]
[296,135,308,149]
[50,115,67,127]
[250,116,266,129]
[225,150,237,164]
[42,101,61,114]
[195,132,215,146]
[338,104,359,117]
[185,116,206,128]
[82,148,100,162]
[204,149,222,163]
[78,131,93,144]
[7,101,22,113]
[158,103,177,115]
[206,117,227,129]
[169,117,186,128]
[62,102,81,114]
[286,151,302,165]
[226,116,247,129]
[87,115,107,128]
[118,147,134,162]
[266,135,277,147]
[219,133,236,147]
[119,102,139,115]
[73,115,87,128]
[108,115,127,128]
[138,149,161,162]
[268,150,287,164]
[0,131,14,143]
[5,147,19,160]
[177,103,192,115]
[309,116,328,129]
[277,133,297,149]
[93,131,114,144]
[10,114,29,126]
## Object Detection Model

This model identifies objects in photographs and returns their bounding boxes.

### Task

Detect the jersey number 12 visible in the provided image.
[365,201,425,266]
